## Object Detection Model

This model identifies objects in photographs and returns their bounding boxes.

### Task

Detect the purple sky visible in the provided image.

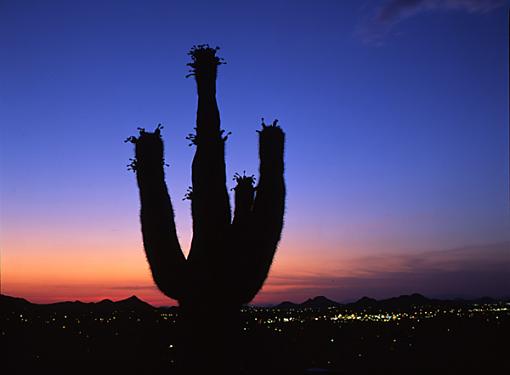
[0,0,509,305]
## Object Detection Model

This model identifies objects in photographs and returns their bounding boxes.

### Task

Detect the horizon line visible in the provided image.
[3,292,509,308]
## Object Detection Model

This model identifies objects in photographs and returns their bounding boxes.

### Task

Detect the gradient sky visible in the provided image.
[1,0,509,306]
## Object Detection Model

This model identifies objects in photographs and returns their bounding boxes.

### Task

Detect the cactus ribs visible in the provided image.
[127,45,285,373]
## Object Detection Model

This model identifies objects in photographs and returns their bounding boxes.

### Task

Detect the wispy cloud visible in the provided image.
[359,0,507,44]
[257,242,510,304]
[107,285,158,291]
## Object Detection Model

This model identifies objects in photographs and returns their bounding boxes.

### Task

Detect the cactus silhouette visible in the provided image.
[126,45,285,373]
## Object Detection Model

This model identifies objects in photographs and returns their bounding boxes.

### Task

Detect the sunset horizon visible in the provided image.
[1,0,509,311]
[2,240,509,307]
[2,2,510,374]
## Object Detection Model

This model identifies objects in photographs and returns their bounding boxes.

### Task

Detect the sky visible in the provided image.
[1,0,509,306]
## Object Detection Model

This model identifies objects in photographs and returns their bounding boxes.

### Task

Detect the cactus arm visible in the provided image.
[240,119,285,302]
[127,46,287,371]
[130,127,187,300]
[229,173,258,303]
[232,173,256,227]
[186,46,232,266]
[253,120,285,231]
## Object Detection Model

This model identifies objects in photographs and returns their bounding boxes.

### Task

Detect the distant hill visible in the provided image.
[353,296,378,307]
[277,296,341,309]
[343,293,441,311]
[467,296,498,305]
[1,293,505,313]
[0,294,33,310]
[274,293,506,311]
[301,296,341,309]
[114,295,154,312]
[276,294,434,310]
[0,294,156,313]
[354,293,433,310]
[276,301,300,309]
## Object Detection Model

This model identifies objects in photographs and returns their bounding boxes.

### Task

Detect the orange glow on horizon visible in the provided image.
[1,238,357,306]
[3,225,508,306]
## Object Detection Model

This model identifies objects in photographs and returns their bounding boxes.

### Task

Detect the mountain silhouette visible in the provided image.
[114,295,154,311]
[301,296,341,309]
[276,296,341,309]
[348,293,437,311]
[0,294,156,313]
[274,293,477,311]
[2,293,505,313]
[97,298,115,305]
[468,296,498,304]
[354,296,378,306]
[380,293,431,307]
[0,294,32,310]
[2,293,507,374]
[276,301,300,309]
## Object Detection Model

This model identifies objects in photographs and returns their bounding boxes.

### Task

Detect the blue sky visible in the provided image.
[0,0,509,303]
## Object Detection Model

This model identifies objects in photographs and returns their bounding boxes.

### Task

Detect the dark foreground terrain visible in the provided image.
[1,294,508,374]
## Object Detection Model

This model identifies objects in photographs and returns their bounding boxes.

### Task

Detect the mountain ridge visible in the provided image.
[1,293,506,312]
[0,294,155,312]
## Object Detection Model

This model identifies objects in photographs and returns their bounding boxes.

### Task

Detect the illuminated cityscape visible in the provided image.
[2,294,508,374]
[1,1,509,374]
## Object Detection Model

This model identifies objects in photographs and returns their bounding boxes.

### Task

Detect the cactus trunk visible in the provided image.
[127,45,285,373]
[178,302,241,373]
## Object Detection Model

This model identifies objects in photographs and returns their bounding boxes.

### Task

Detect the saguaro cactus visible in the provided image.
[127,45,285,372]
